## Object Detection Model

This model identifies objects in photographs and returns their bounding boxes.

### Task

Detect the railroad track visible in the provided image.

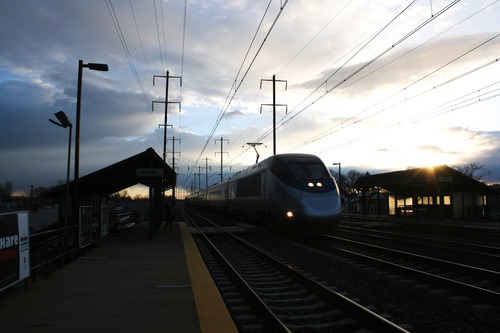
[302,234,500,307]
[182,207,409,333]
[339,217,500,245]
[335,223,500,266]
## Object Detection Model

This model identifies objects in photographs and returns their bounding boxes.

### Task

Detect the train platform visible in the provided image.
[0,221,237,333]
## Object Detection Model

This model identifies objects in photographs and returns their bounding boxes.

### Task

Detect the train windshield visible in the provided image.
[270,155,330,180]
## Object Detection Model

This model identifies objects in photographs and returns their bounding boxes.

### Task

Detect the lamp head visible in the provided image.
[50,111,72,128]
[87,63,109,71]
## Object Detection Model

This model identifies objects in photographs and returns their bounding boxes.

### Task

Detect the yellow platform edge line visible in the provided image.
[180,222,238,333]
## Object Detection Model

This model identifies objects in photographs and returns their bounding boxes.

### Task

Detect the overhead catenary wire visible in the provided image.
[231,1,498,176]
[318,80,500,154]
[296,36,500,149]
[104,1,497,192]
[251,0,461,146]
[154,0,166,71]
[302,0,499,142]
[177,0,189,167]
[183,0,290,188]
[106,0,163,150]
[160,0,168,71]
[129,0,153,78]
[105,0,151,111]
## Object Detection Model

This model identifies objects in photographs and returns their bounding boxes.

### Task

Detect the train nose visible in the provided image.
[299,196,341,220]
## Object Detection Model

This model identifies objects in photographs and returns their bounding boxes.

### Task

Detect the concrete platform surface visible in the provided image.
[0,221,237,333]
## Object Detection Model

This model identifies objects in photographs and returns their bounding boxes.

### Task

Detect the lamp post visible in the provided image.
[332,162,342,209]
[74,60,108,228]
[49,111,72,248]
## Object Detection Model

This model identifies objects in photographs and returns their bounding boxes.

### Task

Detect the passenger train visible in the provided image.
[186,153,341,229]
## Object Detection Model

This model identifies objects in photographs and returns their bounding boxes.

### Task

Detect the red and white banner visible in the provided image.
[0,212,30,291]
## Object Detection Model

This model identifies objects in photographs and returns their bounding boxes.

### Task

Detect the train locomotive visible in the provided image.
[186,153,341,229]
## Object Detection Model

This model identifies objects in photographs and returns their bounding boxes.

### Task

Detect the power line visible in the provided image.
[251,0,461,147]
[129,0,152,78]
[295,43,500,149]
[106,0,162,148]
[154,0,165,71]
[105,0,150,110]
[160,0,168,70]
[183,0,289,188]
[276,0,355,75]
[320,81,500,154]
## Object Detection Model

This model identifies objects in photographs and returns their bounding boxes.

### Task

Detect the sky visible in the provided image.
[1,0,499,197]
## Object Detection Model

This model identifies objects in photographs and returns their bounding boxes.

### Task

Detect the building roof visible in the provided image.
[43,148,175,198]
[353,165,495,195]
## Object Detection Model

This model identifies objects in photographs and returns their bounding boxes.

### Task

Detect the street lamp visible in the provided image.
[332,162,342,205]
[74,60,108,227]
[49,111,72,247]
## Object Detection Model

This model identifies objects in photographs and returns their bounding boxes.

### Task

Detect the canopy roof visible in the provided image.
[353,165,494,195]
[44,148,175,198]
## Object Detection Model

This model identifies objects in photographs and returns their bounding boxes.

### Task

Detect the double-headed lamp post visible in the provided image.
[74,60,108,226]
[49,111,72,247]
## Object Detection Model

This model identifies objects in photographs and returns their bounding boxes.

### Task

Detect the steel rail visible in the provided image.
[335,225,500,260]
[184,206,409,333]
[322,235,500,305]
[181,207,291,332]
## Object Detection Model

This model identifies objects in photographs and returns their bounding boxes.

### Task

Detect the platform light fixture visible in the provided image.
[49,110,72,248]
[74,60,109,227]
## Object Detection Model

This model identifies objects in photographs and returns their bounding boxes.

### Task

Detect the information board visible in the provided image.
[0,212,30,292]
[79,206,92,249]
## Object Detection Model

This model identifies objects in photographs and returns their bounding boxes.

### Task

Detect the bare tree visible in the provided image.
[345,169,366,196]
[454,162,492,182]
[330,169,366,197]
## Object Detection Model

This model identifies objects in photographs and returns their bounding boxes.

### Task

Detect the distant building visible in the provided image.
[353,165,496,221]
[488,184,500,221]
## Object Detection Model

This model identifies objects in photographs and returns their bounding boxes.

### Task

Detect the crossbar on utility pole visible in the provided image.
[215,137,229,182]
[261,75,287,155]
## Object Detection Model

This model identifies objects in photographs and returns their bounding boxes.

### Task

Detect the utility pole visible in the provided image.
[167,136,181,204]
[203,157,212,189]
[260,75,287,155]
[197,166,202,191]
[152,71,182,161]
[215,137,229,182]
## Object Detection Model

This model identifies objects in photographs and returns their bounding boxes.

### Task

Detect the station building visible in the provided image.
[353,165,497,221]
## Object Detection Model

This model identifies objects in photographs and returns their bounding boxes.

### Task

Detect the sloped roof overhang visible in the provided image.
[43,147,175,198]
[353,165,495,195]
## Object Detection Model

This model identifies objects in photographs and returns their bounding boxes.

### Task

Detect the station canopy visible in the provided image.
[44,147,175,198]
[353,165,494,195]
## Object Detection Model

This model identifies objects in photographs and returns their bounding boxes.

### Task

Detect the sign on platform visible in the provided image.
[438,176,453,183]
[0,212,30,292]
[79,206,92,249]
[136,168,164,177]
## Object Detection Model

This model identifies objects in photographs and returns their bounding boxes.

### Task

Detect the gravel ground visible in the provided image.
[241,232,500,333]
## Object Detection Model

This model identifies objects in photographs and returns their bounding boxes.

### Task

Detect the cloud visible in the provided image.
[1,0,499,193]
[224,109,246,119]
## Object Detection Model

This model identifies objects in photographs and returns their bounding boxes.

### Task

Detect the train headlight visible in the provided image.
[307,182,314,187]
[316,182,323,187]
[286,211,294,218]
